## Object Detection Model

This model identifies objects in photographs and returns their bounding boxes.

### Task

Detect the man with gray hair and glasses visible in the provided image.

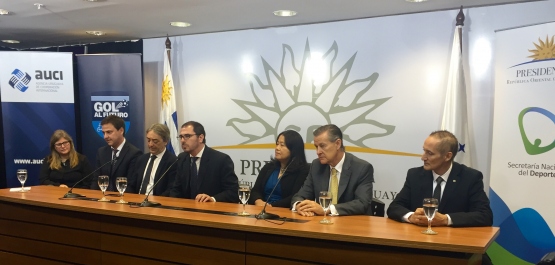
[292,124,374,216]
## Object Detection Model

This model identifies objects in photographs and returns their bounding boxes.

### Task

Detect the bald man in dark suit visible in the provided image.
[387,130,492,227]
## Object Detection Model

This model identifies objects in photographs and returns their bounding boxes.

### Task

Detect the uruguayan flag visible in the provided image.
[160,47,180,154]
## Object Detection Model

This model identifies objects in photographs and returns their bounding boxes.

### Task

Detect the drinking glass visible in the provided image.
[319,191,333,224]
[237,181,251,216]
[115,177,128,204]
[421,198,439,235]
[17,169,28,192]
[98,175,110,202]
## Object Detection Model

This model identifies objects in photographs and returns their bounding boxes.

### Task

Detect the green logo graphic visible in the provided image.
[518,107,555,155]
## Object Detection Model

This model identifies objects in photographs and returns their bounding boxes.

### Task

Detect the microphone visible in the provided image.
[255,157,296,220]
[139,156,180,207]
[62,156,119,199]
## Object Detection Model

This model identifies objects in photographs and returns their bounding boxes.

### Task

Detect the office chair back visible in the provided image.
[371,198,385,217]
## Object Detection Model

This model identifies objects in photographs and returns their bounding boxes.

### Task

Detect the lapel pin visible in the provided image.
[453,180,456,182]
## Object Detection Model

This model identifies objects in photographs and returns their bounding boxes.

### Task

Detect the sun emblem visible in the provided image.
[226,40,395,147]
[161,75,172,107]
[528,35,555,60]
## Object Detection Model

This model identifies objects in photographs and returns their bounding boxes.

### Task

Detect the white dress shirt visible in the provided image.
[140,148,166,194]
[402,163,454,225]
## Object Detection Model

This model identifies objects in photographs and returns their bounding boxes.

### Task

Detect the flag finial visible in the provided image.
[165,36,171,50]
[456,6,465,26]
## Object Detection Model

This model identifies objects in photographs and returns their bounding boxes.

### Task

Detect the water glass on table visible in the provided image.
[238,181,251,216]
[319,191,333,225]
[17,169,28,193]
[115,177,128,204]
[421,198,439,235]
[98,175,110,202]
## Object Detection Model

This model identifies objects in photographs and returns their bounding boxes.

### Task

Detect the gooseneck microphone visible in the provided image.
[62,156,118,199]
[255,157,296,220]
[139,156,180,207]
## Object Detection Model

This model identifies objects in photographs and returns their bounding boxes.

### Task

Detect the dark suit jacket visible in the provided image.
[169,146,239,203]
[291,152,374,215]
[129,150,177,196]
[387,162,493,227]
[39,153,93,188]
[90,140,142,191]
[248,161,309,208]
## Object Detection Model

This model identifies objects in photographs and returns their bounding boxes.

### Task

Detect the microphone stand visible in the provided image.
[139,156,180,207]
[62,157,118,199]
[255,158,296,220]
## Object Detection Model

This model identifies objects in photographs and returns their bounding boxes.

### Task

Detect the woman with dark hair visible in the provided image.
[39,130,92,188]
[249,130,309,208]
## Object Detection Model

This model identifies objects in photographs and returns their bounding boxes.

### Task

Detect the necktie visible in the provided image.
[331,168,338,205]
[433,177,444,203]
[189,157,199,198]
[111,148,118,164]
[139,155,157,194]
[108,148,118,191]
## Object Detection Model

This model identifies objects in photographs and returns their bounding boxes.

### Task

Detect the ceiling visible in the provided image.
[0,0,544,49]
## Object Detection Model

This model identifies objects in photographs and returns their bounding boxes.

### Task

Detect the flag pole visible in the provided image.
[441,6,472,167]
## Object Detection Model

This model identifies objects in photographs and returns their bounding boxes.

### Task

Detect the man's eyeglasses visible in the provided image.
[177,134,197,140]
[55,141,70,148]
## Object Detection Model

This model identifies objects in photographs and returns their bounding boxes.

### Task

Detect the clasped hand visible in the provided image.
[295,200,326,216]
[195,193,214,202]
[408,208,448,226]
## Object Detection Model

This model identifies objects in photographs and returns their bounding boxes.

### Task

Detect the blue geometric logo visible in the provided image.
[8,69,32,92]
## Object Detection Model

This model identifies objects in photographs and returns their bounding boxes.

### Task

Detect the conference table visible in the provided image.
[0,186,498,265]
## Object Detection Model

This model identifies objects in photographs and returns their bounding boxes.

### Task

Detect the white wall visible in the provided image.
[142,0,555,205]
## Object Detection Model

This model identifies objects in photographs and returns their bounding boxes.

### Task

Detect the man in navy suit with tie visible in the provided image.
[129,123,177,196]
[170,121,239,203]
[91,115,142,191]
[387,130,493,227]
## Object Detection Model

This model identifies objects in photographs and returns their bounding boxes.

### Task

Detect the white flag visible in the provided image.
[160,48,180,154]
[441,25,473,167]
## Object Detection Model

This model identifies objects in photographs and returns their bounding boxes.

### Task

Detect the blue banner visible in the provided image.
[76,54,145,167]
[0,51,75,188]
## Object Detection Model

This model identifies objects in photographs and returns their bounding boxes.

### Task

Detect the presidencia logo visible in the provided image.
[91,92,131,138]
[8,69,32,92]
[509,35,555,72]
[518,107,555,155]
[527,35,555,61]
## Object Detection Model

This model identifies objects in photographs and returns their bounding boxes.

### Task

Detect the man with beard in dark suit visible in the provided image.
[130,123,177,196]
[91,115,142,192]
[170,121,239,203]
